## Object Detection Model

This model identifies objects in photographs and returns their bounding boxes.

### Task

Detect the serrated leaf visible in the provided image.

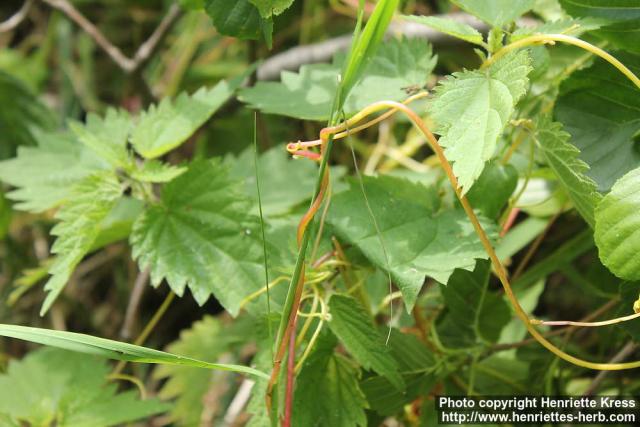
[535,117,602,227]
[130,159,265,315]
[131,81,235,159]
[204,0,271,41]
[328,294,404,389]
[595,167,640,280]
[293,342,368,427]
[452,0,535,28]
[327,176,495,311]
[0,323,268,378]
[0,130,108,213]
[438,261,511,347]
[41,172,124,314]
[429,50,531,192]
[239,37,437,121]
[0,70,56,160]
[0,348,168,427]
[154,316,254,425]
[249,0,295,17]
[510,18,601,41]
[69,108,132,168]
[467,161,518,219]
[559,0,640,22]
[130,160,187,183]
[555,52,640,191]
[404,15,484,45]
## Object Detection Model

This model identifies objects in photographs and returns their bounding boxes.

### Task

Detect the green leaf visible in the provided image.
[467,161,518,219]
[69,108,132,168]
[559,0,640,22]
[249,0,295,17]
[438,261,511,347]
[0,189,11,240]
[328,294,404,389]
[131,81,236,159]
[510,18,602,41]
[595,167,640,280]
[154,316,254,425]
[130,160,187,183]
[293,340,368,427]
[0,348,168,427]
[0,70,55,160]
[403,15,484,45]
[130,159,265,315]
[204,0,271,41]
[451,0,535,28]
[328,176,495,310]
[239,37,437,121]
[0,130,108,213]
[0,324,268,378]
[535,117,602,227]
[428,50,532,193]
[555,52,640,191]
[41,172,124,314]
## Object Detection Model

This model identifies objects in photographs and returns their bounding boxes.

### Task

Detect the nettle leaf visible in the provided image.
[429,50,531,193]
[438,260,511,347]
[204,0,271,41]
[0,70,56,160]
[510,18,601,42]
[154,316,252,425]
[559,0,640,22]
[0,130,108,213]
[130,159,265,315]
[595,167,640,280]
[130,160,187,183]
[249,0,295,17]
[403,15,484,46]
[42,172,124,314]
[328,176,495,311]
[452,0,535,28]
[131,81,236,159]
[535,117,602,227]
[0,348,168,427]
[328,294,404,390]
[555,52,640,192]
[239,37,437,121]
[466,161,518,219]
[69,108,132,168]
[293,339,368,427]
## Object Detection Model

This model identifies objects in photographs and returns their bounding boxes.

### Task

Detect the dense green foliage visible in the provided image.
[1,0,640,425]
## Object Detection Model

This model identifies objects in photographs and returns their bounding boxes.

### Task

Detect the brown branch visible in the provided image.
[119,266,150,340]
[0,0,33,33]
[40,0,181,73]
[583,342,638,396]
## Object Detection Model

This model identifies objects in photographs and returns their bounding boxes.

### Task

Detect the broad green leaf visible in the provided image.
[559,0,640,22]
[595,167,640,280]
[91,197,144,250]
[0,189,11,240]
[249,0,295,17]
[130,160,187,183]
[41,172,124,314]
[131,81,236,159]
[69,108,132,168]
[535,117,602,227]
[403,15,484,45]
[438,261,511,347]
[452,0,535,28]
[0,70,55,160]
[154,316,254,425]
[360,329,440,416]
[555,52,640,191]
[293,339,368,427]
[428,50,531,193]
[239,37,437,121]
[226,147,329,216]
[510,18,601,41]
[0,348,168,427]
[328,176,495,310]
[594,19,640,54]
[130,159,265,315]
[618,281,640,341]
[467,161,518,219]
[179,0,204,10]
[204,0,271,41]
[0,324,268,378]
[0,130,108,213]
[328,294,404,389]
